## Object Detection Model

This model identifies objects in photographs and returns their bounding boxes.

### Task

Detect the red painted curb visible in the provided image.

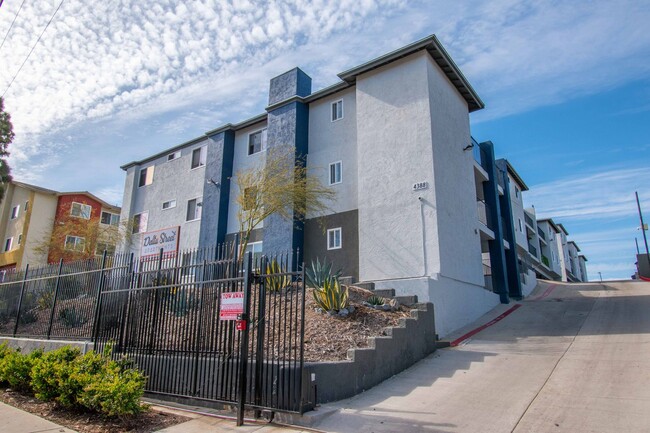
[640,275,650,282]
[532,284,557,301]
[450,304,522,347]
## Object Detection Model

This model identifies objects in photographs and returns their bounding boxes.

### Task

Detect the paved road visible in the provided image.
[312,280,650,433]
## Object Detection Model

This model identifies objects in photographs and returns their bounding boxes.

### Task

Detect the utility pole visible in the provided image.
[598,272,603,282]
[635,191,650,266]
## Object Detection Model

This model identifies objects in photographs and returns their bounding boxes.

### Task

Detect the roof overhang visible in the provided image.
[337,34,484,113]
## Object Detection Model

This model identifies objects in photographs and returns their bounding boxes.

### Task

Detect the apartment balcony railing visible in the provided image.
[524,213,535,228]
[472,142,490,172]
[528,242,538,258]
[537,227,546,241]
[477,199,490,228]
[541,255,550,267]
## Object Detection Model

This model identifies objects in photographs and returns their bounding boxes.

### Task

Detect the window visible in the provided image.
[24,201,29,212]
[243,187,257,211]
[186,198,202,221]
[10,205,19,219]
[17,234,22,245]
[248,129,267,155]
[327,228,342,250]
[518,218,523,232]
[138,166,154,187]
[244,241,263,264]
[71,202,92,219]
[132,212,148,234]
[4,238,12,252]
[95,242,116,256]
[64,235,86,252]
[329,161,342,185]
[100,211,119,226]
[191,146,207,169]
[162,200,176,210]
[167,151,181,161]
[331,100,343,121]
[514,186,520,198]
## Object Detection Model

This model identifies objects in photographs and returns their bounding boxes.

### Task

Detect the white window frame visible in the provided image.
[64,235,86,252]
[10,205,19,219]
[331,99,343,122]
[70,202,92,219]
[138,166,154,187]
[327,227,342,250]
[100,211,119,226]
[167,151,181,162]
[162,200,177,210]
[518,218,523,232]
[329,161,342,185]
[4,237,12,252]
[132,212,148,234]
[186,197,202,222]
[248,128,267,156]
[191,146,207,169]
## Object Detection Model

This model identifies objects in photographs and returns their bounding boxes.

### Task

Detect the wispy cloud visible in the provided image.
[526,166,650,221]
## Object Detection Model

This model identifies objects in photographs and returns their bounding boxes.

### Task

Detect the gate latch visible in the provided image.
[236,313,248,331]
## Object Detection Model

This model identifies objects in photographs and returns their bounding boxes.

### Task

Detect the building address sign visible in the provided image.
[412,181,429,191]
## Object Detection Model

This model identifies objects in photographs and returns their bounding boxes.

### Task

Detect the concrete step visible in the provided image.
[354,281,375,291]
[339,276,356,286]
[372,288,396,298]
[394,295,418,306]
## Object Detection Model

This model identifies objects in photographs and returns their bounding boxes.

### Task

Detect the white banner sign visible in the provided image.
[140,226,180,257]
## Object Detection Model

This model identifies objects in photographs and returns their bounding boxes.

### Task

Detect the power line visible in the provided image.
[2,0,65,99]
[0,0,27,52]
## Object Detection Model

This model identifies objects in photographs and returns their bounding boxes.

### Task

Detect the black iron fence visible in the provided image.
[0,244,310,418]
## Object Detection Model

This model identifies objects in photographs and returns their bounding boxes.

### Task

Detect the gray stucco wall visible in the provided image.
[303,209,359,280]
[268,68,312,105]
[305,303,436,403]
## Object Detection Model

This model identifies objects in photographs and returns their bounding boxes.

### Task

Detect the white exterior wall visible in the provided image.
[226,121,268,235]
[22,193,57,266]
[537,221,562,276]
[356,51,497,336]
[307,87,358,217]
[509,176,528,250]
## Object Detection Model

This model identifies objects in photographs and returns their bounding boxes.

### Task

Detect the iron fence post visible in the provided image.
[117,253,135,351]
[191,259,207,396]
[147,248,164,352]
[254,255,267,412]
[12,264,29,337]
[298,261,307,413]
[46,259,64,340]
[237,252,252,426]
[91,251,108,343]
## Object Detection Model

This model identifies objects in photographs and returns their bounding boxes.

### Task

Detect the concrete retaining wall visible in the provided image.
[0,336,94,354]
[306,302,436,404]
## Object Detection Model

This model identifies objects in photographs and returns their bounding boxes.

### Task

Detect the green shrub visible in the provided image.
[0,343,14,384]
[78,364,147,417]
[56,350,106,408]
[304,258,341,289]
[313,277,348,312]
[265,259,291,292]
[31,346,81,401]
[1,348,42,391]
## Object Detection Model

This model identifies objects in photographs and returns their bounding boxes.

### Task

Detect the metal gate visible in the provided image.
[94,247,311,420]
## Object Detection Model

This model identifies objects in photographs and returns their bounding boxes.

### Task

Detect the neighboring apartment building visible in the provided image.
[0,181,120,271]
[120,34,499,336]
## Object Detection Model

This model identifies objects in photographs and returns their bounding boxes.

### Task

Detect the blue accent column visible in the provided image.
[263,68,311,257]
[479,141,510,304]
[199,129,235,248]
[495,159,523,299]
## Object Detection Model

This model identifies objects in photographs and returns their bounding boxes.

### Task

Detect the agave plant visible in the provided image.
[304,257,342,289]
[265,259,292,292]
[312,277,349,312]
[366,295,385,306]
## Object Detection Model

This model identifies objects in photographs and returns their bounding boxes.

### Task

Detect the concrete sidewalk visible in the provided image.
[0,400,313,433]
[0,401,76,432]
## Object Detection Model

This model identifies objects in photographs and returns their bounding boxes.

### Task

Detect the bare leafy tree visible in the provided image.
[234,145,336,259]
[0,97,14,200]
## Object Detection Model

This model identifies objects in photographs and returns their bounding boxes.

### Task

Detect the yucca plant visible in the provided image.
[366,295,385,306]
[304,257,341,289]
[265,259,292,292]
[313,277,348,312]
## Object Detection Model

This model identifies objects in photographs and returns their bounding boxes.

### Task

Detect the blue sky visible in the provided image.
[1,0,649,280]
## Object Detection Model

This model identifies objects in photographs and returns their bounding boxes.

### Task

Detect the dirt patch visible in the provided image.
[303,286,410,362]
[0,388,190,433]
